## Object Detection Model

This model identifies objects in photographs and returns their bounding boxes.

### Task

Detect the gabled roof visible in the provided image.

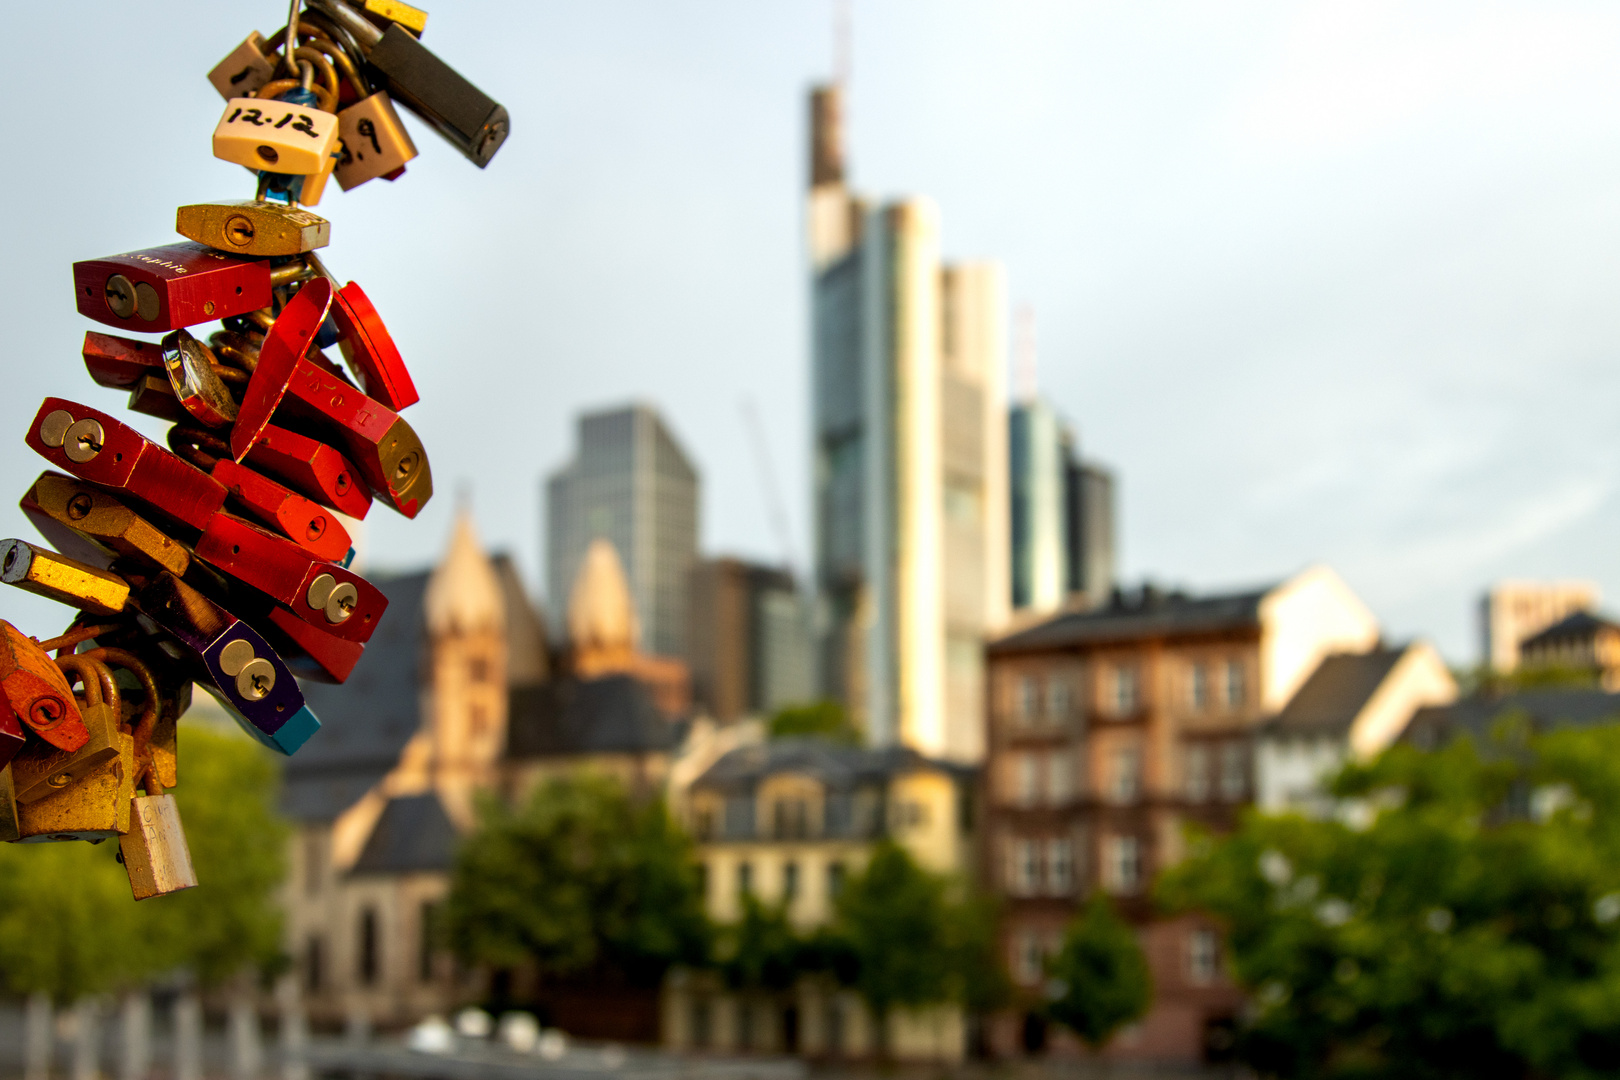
[506,673,680,758]
[692,738,973,796]
[1403,688,1620,752]
[989,585,1274,654]
[350,792,458,875]
[1266,648,1406,738]
[1521,610,1620,650]
[282,572,429,823]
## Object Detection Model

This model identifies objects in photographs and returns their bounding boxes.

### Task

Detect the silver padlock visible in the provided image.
[119,793,198,900]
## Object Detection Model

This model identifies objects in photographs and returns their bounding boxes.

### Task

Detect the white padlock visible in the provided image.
[213,97,340,175]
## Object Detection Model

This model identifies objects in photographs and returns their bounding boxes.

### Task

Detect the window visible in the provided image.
[1012,839,1040,895]
[1012,930,1045,986]
[1110,746,1142,803]
[774,798,809,840]
[1016,753,1040,807]
[1105,836,1143,894]
[737,861,753,897]
[1047,752,1072,806]
[694,808,715,841]
[1190,663,1209,711]
[1016,675,1040,726]
[1112,665,1140,715]
[1219,743,1247,801]
[1048,678,1071,725]
[1047,838,1073,895]
[827,861,846,900]
[1185,744,1211,803]
[418,901,440,982]
[1225,660,1246,709]
[305,935,323,993]
[1189,928,1220,984]
[358,907,379,985]
[782,861,799,903]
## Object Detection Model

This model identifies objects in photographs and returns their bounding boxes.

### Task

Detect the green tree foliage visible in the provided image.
[0,718,287,1002]
[1044,894,1152,1048]
[445,772,709,988]
[720,894,801,991]
[768,700,860,744]
[1160,726,1620,1080]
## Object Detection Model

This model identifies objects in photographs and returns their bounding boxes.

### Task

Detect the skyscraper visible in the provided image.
[809,84,1010,761]
[1010,398,1116,615]
[545,404,699,660]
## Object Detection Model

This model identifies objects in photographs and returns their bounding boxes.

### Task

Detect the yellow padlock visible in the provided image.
[14,656,132,843]
[9,655,121,804]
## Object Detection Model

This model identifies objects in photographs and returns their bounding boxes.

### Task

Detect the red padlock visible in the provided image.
[232,277,333,462]
[26,399,228,533]
[82,331,165,389]
[274,355,431,519]
[167,428,353,563]
[245,423,373,520]
[193,513,385,644]
[72,243,273,333]
[331,280,418,411]
[265,605,366,684]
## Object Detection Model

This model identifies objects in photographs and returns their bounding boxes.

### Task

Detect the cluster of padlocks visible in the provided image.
[0,0,505,898]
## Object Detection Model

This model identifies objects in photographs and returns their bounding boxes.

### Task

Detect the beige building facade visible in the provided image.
[1480,580,1598,673]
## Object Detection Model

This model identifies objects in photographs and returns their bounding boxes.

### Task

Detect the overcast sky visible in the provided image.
[2,1,1618,663]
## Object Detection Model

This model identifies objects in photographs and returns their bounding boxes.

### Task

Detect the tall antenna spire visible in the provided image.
[1014,304,1038,404]
[834,0,853,88]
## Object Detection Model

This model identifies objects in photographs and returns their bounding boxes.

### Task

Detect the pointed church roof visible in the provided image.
[568,538,640,652]
[425,512,505,636]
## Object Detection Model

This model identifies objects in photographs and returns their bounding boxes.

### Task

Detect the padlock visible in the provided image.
[358,0,428,37]
[126,376,190,424]
[308,0,508,168]
[72,243,274,332]
[213,97,341,176]
[82,332,164,389]
[120,568,320,756]
[334,90,418,191]
[0,622,88,753]
[265,605,365,683]
[14,730,133,843]
[27,399,229,533]
[245,423,373,520]
[0,705,22,772]
[275,353,432,518]
[0,539,130,617]
[21,473,194,579]
[207,31,278,100]
[161,331,239,428]
[310,266,417,410]
[168,427,353,563]
[0,767,20,843]
[176,200,330,257]
[120,793,198,899]
[231,277,334,461]
[194,514,384,643]
[10,656,122,805]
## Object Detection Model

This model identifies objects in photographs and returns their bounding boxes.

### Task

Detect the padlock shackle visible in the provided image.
[79,647,163,793]
[54,653,119,718]
[36,622,121,657]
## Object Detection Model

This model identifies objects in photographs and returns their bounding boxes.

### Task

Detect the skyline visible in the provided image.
[1,2,1618,663]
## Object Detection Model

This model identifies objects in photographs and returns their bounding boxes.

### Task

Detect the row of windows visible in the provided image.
[702,858,847,908]
[1004,742,1251,807]
[1005,834,1145,898]
[1009,658,1250,728]
[1009,926,1220,987]
[1186,741,1248,803]
[694,795,928,842]
[304,900,441,993]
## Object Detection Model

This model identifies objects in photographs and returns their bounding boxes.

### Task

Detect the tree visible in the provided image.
[1159,726,1620,1080]
[720,894,801,992]
[445,773,710,989]
[832,841,958,1048]
[768,700,860,744]
[0,719,287,1001]
[1045,894,1152,1049]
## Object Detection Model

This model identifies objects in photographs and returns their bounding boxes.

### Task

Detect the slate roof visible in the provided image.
[350,792,458,875]
[282,572,428,823]
[1521,610,1620,650]
[506,673,681,758]
[1403,689,1620,752]
[1265,648,1406,738]
[989,584,1274,654]
[692,738,974,796]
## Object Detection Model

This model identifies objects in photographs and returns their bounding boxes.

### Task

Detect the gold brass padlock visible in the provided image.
[0,767,20,843]
[15,730,133,843]
[335,91,418,191]
[120,793,197,899]
[10,656,121,805]
[176,200,331,257]
[0,539,130,617]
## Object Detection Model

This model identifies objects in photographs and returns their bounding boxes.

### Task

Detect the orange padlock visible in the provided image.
[0,621,88,752]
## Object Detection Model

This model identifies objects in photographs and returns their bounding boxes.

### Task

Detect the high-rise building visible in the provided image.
[687,558,815,723]
[545,405,699,660]
[808,84,1010,761]
[1009,399,1116,615]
